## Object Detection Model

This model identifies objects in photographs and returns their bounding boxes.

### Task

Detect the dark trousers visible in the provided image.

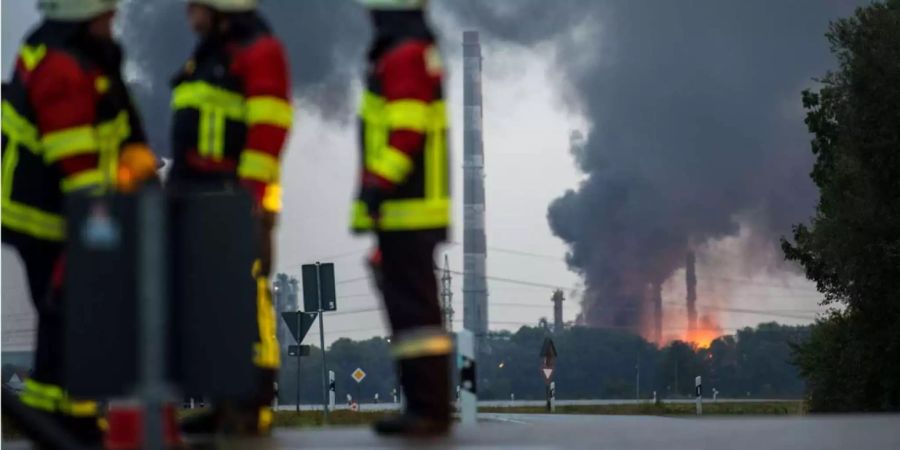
[17,241,63,387]
[376,230,450,420]
[377,231,443,333]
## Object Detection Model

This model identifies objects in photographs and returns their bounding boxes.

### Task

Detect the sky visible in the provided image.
[2,0,866,351]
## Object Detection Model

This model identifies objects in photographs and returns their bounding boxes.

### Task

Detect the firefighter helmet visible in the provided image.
[184,0,258,12]
[37,0,119,21]
[358,0,425,10]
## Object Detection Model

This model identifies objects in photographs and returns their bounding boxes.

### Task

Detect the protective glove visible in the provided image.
[117,143,158,193]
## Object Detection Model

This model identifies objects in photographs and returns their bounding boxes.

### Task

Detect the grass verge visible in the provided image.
[479,401,807,416]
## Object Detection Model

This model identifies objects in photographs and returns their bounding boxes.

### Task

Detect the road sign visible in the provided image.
[351,368,367,384]
[288,345,310,357]
[281,312,317,343]
[302,263,337,312]
[540,337,558,385]
[542,367,554,382]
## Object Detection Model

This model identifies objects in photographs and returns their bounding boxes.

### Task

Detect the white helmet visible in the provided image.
[358,0,425,10]
[38,0,119,21]
[184,0,258,12]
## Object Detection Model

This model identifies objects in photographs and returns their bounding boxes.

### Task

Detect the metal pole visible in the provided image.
[138,189,166,450]
[296,313,302,413]
[316,262,328,423]
[636,361,640,401]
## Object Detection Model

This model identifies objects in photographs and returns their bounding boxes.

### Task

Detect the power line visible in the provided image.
[278,247,370,272]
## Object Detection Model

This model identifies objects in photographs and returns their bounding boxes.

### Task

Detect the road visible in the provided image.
[6,413,898,449]
[276,398,798,412]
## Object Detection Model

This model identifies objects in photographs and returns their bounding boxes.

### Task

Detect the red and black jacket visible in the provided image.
[351,11,450,234]
[169,13,292,213]
[1,22,147,249]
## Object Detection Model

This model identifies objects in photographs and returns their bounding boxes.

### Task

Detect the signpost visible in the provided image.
[540,337,558,412]
[351,368,366,412]
[281,311,317,413]
[301,262,337,422]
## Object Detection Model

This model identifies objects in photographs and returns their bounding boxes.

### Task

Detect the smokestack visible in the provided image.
[551,290,565,333]
[652,282,662,345]
[463,31,489,349]
[686,252,698,335]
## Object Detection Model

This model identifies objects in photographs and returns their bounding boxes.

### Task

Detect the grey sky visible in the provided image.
[2,0,855,350]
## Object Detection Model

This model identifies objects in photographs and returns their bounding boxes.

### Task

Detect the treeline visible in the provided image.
[781,0,900,411]
[276,322,810,404]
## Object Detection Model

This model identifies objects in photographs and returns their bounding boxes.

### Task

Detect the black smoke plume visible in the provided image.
[444,0,865,333]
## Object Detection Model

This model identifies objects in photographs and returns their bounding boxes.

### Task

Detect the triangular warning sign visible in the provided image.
[542,368,554,381]
[281,312,317,343]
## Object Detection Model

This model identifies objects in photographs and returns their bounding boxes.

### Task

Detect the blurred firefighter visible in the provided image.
[169,0,292,435]
[353,0,452,436]
[1,0,156,443]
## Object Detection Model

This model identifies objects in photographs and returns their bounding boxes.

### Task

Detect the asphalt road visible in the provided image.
[6,414,899,449]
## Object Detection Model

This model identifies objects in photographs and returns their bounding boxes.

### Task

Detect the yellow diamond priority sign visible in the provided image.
[351,368,366,384]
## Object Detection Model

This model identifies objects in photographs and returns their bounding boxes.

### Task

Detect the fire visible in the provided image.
[683,315,723,348]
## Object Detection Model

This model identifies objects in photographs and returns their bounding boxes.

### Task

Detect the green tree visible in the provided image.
[782,0,900,411]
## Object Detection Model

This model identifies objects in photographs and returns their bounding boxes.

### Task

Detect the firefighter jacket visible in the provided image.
[351,29,450,234]
[170,13,292,214]
[1,22,147,249]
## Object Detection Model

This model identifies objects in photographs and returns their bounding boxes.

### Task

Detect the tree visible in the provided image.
[782,0,900,411]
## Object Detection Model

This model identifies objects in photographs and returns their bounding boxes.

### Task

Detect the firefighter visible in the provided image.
[1,0,156,443]
[170,0,292,435]
[354,0,453,436]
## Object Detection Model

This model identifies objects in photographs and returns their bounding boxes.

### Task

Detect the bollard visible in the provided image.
[457,330,477,425]
[549,381,556,413]
[328,370,336,410]
[695,376,702,415]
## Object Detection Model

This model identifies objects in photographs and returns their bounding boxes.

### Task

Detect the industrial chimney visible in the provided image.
[551,290,565,333]
[686,252,698,335]
[652,282,662,345]
[462,31,489,350]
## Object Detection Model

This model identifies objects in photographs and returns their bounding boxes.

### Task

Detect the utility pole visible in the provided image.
[440,254,454,330]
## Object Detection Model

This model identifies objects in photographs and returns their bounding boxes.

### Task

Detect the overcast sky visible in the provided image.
[3,0,864,351]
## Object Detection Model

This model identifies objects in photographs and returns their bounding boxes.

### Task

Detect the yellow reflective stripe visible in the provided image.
[24,379,64,399]
[172,81,245,119]
[61,169,104,193]
[253,276,281,369]
[43,126,97,163]
[368,146,413,184]
[198,107,211,157]
[238,150,279,183]
[392,330,453,359]
[258,407,274,432]
[1,199,66,241]
[212,110,225,161]
[359,90,386,122]
[262,183,282,213]
[21,44,47,71]
[2,101,41,151]
[59,399,99,417]
[430,100,447,129]
[352,197,450,231]
[385,99,429,132]
[246,96,293,128]
[20,393,57,412]
[3,139,20,199]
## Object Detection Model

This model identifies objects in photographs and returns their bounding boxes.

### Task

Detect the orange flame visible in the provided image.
[682,315,723,348]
